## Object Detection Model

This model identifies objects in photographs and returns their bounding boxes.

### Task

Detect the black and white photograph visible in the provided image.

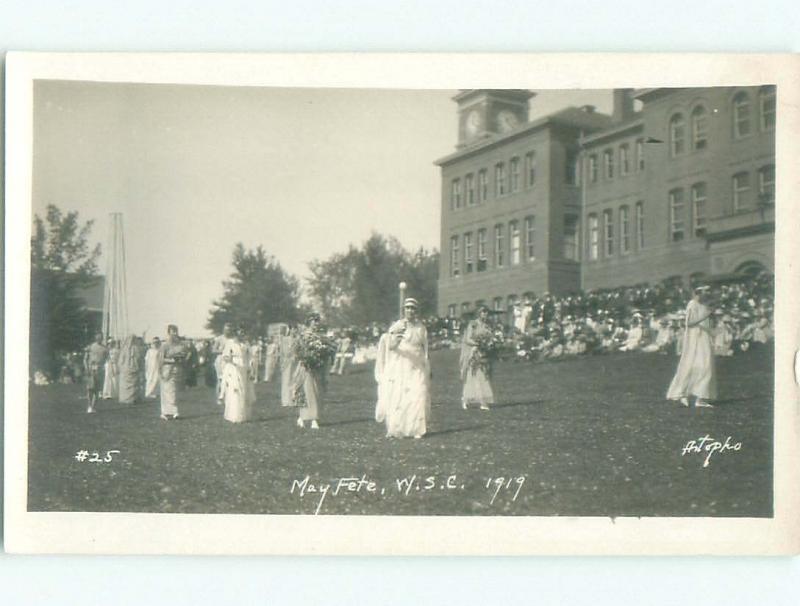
[4,53,799,555]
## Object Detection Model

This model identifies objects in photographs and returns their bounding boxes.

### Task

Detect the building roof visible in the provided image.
[579,116,644,147]
[435,106,613,166]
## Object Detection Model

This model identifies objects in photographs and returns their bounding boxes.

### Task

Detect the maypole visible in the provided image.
[102,212,129,340]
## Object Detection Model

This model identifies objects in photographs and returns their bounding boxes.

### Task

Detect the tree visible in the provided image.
[30,205,102,376]
[306,233,439,326]
[206,243,304,337]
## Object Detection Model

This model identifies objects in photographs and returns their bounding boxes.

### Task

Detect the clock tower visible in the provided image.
[454,89,535,148]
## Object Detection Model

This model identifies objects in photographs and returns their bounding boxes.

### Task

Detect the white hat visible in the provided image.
[403,297,419,309]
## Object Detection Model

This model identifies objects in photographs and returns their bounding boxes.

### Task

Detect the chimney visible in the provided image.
[612,88,635,123]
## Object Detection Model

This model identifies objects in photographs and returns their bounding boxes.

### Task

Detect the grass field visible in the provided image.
[27,347,773,517]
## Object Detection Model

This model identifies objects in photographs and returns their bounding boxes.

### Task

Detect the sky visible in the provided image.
[32,81,612,337]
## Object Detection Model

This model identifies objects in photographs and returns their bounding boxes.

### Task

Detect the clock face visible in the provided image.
[497,110,519,132]
[465,110,481,136]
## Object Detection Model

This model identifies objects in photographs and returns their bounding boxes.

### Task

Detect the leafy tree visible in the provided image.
[207,243,304,337]
[306,233,439,326]
[30,205,102,376]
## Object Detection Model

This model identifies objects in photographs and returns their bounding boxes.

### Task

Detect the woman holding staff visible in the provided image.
[382,297,431,439]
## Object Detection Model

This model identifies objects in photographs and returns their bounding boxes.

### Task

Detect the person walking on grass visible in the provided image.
[667,286,718,408]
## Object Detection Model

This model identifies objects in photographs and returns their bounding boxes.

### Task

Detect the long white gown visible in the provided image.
[221,339,256,423]
[382,320,431,438]
[374,333,391,422]
[667,299,718,401]
[144,346,160,398]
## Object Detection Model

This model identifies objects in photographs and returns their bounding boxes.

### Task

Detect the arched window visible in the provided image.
[691,105,708,150]
[603,149,614,179]
[619,205,630,254]
[669,113,686,156]
[691,182,707,237]
[733,92,751,139]
[619,144,630,176]
[736,261,768,278]
[588,214,599,260]
[509,220,521,265]
[759,86,776,131]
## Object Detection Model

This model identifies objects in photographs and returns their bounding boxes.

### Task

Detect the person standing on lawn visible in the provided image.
[83,332,107,413]
[144,337,161,399]
[221,327,257,423]
[212,322,233,404]
[158,324,190,420]
[382,298,431,439]
[459,305,496,411]
[667,286,718,408]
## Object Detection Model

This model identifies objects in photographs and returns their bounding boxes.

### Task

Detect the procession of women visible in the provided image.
[82,277,725,441]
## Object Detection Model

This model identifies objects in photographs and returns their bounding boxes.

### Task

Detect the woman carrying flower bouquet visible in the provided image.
[292,312,336,429]
[459,306,497,411]
[383,298,431,439]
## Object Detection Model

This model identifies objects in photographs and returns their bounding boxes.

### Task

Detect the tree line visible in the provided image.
[30,206,439,374]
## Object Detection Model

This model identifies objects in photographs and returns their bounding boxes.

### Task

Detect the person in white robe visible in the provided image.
[101,339,119,400]
[144,337,161,398]
[280,328,299,407]
[248,340,262,383]
[263,337,279,382]
[158,325,190,420]
[459,307,496,410]
[382,298,431,439]
[221,329,257,423]
[666,287,717,408]
[212,323,233,404]
[713,315,735,357]
[373,333,391,423]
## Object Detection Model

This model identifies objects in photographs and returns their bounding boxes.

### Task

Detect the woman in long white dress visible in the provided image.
[667,287,717,408]
[221,329,257,423]
[102,339,119,400]
[263,337,279,382]
[158,325,190,420]
[373,333,391,422]
[280,328,299,407]
[144,337,161,398]
[459,306,495,410]
[382,298,431,439]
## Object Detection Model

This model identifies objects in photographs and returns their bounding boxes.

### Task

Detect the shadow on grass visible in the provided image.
[323,417,374,427]
[491,399,546,409]
[426,424,486,438]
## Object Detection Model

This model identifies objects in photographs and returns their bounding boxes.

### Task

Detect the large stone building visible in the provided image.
[436,87,776,318]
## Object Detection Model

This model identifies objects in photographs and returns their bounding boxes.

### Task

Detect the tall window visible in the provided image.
[464,232,474,273]
[563,215,578,260]
[509,221,521,265]
[477,228,488,271]
[760,86,776,131]
[691,105,708,150]
[465,173,475,206]
[758,165,775,205]
[447,304,457,318]
[450,235,460,276]
[619,205,630,254]
[493,297,503,314]
[450,179,461,210]
[603,149,614,179]
[691,182,707,237]
[733,92,751,139]
[588,214,599,260]
[494,224,505,268]
[566,151,578,185]
[589,154,598,183]
[636,139,645,171]
[603,209,614,256]
[733,172,750,212]
[669,113,686,156]
[619,144,630,176]
[525,216,535,260]
[635,201,645,249]
[669,188,685,242]
[478,169,488,203]
[495,163,507,197]
[525,151,536,187]
[509,157,521,193]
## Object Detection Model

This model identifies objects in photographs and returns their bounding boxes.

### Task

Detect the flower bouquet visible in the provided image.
[293,331,338,372]
[470,331,504,373]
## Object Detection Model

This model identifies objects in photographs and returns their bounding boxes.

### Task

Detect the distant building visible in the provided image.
[76,276,104,339]
[436,87,775,319]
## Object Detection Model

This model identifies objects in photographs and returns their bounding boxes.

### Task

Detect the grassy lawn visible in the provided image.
[27,347,773,516]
